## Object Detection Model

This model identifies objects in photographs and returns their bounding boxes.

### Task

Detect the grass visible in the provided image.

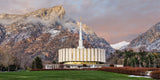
[0,70,154,80]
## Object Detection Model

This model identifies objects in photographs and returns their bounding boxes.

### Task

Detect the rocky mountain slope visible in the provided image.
[127,22,160,52]
[0,5,114,63]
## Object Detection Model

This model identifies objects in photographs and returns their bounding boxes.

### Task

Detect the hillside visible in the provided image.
[0,5,114,64]
[127,22,160,52]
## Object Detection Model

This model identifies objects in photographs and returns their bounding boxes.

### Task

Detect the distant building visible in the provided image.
[114,65,124,67]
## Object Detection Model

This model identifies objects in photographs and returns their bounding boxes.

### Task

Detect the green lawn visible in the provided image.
[0,70,154,80]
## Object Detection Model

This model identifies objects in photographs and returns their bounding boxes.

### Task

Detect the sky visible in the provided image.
[0,0,160,44]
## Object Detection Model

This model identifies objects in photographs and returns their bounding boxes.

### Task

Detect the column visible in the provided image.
[84,48,86,61]
[88,49,90,61]
[77,49,79,61]
[98,49,101,62]
[66,49,68,61]
[100,49,103,62]
[68,49,71,61]
[80,49,83,61]
[62,49,65,62]
[73,48,76,61]
[95,48,98,62]
[103,49,106,63]
[61,49,63,62]
[91,48,94,61]
[60,49,62,62]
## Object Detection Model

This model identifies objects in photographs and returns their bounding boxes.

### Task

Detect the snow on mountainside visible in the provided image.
[127,22,160,52]
[111,41,130,50]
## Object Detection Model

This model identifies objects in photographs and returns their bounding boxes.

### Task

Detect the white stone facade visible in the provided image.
[58,48,106,64]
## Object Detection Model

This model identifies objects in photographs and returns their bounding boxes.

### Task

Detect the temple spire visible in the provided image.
[78,17,84,49]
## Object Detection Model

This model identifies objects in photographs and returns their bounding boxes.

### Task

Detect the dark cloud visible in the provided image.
[0,0,160,43]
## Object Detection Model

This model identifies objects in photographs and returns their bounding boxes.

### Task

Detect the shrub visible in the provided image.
[27,67,31,71]
[109,64,114,67]
[150,71,160,79]
[9,65,16,71]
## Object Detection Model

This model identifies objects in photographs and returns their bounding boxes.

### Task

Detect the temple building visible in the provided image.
[58,18,106,68]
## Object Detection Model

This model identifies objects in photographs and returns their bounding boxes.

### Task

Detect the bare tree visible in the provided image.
[12,52,32,70]
[0,47,3,71]
[1,52,14,71]
[14,52,23,70]
[21,54,32,70]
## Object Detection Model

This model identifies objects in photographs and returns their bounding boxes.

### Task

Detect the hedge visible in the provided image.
[150,71,160,79]
[97,67,160,76]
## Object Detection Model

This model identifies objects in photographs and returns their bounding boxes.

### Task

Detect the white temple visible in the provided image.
[58,18,106,68]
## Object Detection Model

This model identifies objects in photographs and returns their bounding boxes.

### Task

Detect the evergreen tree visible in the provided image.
[139,51,147,67]
[52,61,56,64]
[32,57,43,69]
[147,53,154,67]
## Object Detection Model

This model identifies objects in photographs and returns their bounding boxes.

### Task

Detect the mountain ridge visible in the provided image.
[127,22,160,52]
[0,5,114,64]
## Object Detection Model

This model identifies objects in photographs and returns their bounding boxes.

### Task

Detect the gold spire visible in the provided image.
[80,17,82,22]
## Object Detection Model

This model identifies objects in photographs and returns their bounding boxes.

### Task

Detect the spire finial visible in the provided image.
[80,17,82,22]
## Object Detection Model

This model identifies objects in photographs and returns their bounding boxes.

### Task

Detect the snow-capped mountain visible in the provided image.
[111,41,130,50]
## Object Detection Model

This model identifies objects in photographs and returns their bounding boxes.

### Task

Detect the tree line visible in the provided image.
[0,48,43,71]
[107,50,160,68]
[123,50,160,67]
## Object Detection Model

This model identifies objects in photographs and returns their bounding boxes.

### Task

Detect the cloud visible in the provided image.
[0,0,160,44]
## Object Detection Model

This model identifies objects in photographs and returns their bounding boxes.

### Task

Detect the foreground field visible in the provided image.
[0,70,154,80]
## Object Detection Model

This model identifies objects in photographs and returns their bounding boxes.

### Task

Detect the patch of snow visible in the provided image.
[111,41,130,50]
[1,32,31,44]
[43,29,60,38]
[43,29,60,43]
[130,44,146,51]
[146,39,160,51]
[22,27,27,30]
[63,22,78,33]
[1,38,10,45]
[119,45,128,50]
[14,32,31,42]
[128,75,151,78]
[6,32,11,35]
[48,29,60,38]
[146,71,152,76]
[61,36,67,42]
